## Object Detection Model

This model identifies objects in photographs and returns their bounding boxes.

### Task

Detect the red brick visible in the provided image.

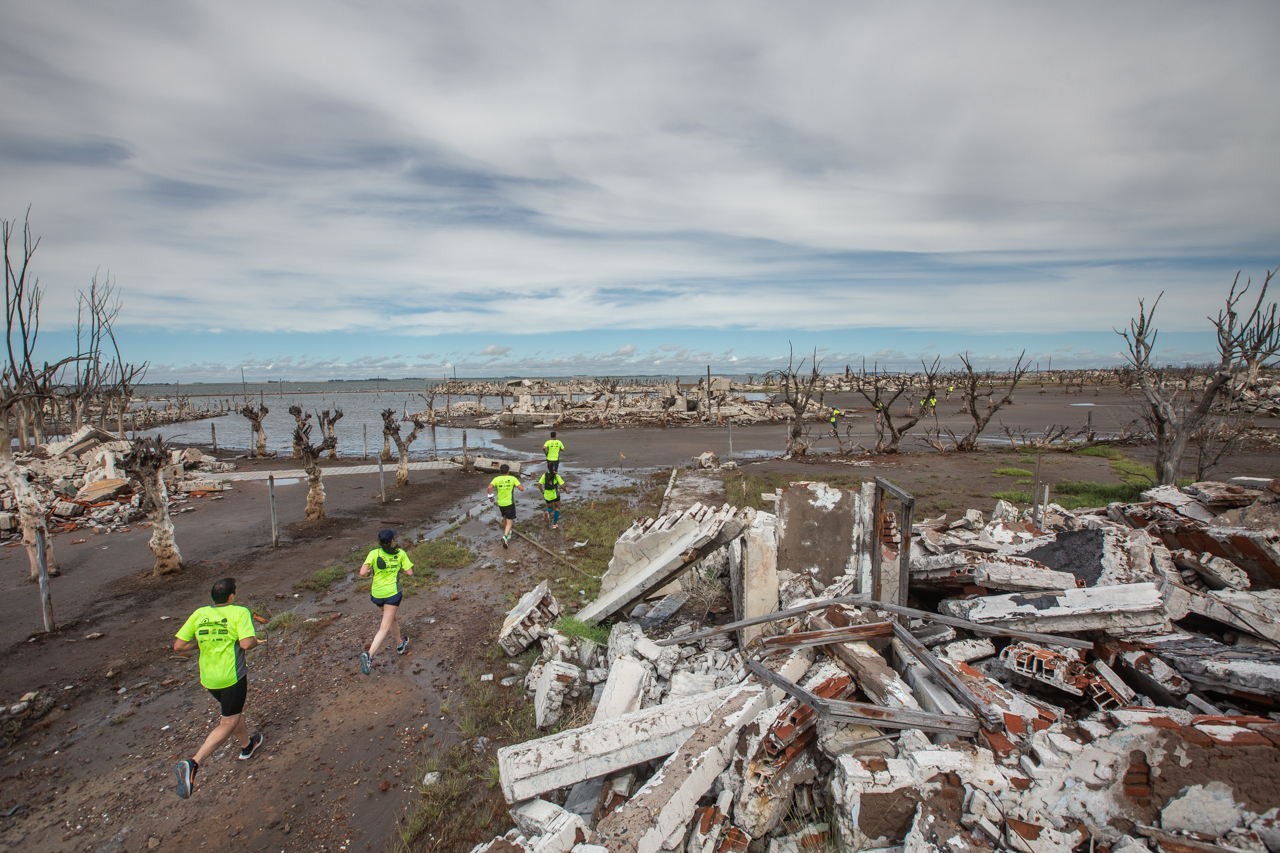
[1180,726,1216,747]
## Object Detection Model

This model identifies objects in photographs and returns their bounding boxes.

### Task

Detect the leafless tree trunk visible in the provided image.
[294,421,336,521]
[1120,269,1279,485]
[122,437,183,575]
[288,405,310,458]
[240,404,269,457]
[381,408,426,486]
[955,352,1030,451]
[322,407,343,458]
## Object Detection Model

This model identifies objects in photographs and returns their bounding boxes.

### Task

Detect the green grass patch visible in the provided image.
[993,490,1034,504]
[552,616,610,646]
[994,467,1033,477]
[1051,480,1144,509]
[266,611,297,632]
[293,563,349,593]
[408,538,476,570]
[1074,445,1123,459]
[1018,456,1036,464]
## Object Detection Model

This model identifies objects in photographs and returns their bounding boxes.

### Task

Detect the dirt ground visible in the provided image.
[3,396,1280,853]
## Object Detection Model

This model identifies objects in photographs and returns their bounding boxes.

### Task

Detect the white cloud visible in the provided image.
[479,344,511,356]
[611,344,636,356]
[0,0,1276,349]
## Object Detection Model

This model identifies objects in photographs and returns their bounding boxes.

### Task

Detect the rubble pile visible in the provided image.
[0,426,235,539]
[473,476,1280,853]
[478,391,833,429]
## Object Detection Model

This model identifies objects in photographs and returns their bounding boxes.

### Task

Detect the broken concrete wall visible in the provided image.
[738,511,779,647]
[776,482,859,587]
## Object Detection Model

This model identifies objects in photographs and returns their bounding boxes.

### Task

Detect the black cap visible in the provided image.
[378,528,396,543]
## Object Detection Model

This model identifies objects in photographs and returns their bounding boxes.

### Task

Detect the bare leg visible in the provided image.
[504,518,514,536]
[369,604,399,657]
[193,713,249,765]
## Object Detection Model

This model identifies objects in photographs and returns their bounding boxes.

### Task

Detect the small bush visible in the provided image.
[553,616,610,646]
[266,611,297,631]
[994,467,1033,477]
[1054,480,1144,508]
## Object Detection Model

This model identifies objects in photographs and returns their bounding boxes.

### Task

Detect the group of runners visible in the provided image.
[170,430,573,799]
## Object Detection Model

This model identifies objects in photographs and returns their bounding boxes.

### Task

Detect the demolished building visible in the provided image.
[476,471,1280,850]
[474,473,1280,853]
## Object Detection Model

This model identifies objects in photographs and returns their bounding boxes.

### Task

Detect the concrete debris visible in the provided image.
[911,552,1077,593]
[479,476,1280,853]
[1160,782,1244,838]
[500,580,563,656]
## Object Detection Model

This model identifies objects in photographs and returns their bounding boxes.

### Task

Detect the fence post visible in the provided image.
[363,423,368,460]
[268,474,279,548]
[35,527,55,632]
[378,456,386,503]
[211,422,217,454]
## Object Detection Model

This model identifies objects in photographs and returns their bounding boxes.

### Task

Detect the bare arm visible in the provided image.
[174,638,198,652]
[239,637,260,650]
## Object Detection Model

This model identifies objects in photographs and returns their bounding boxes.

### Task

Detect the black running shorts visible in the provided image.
[207,675,248,717]
[499,503,516,520]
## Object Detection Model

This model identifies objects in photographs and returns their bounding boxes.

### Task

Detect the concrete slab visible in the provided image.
[596,684,770,853]
[497,686,745,802]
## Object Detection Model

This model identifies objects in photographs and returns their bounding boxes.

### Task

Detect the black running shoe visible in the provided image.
[174,759,195,799]
[238,733,265,760]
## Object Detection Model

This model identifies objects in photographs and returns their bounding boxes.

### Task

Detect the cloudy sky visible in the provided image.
[2,2,1277,379]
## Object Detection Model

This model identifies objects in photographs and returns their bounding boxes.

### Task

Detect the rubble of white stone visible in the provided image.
[478,386,835,429]
[0,426,235,539]
[470,479,1280,853]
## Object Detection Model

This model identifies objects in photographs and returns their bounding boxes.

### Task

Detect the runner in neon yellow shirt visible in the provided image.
[487,464,524,547]
[172,577,264,799]
[538,471,569,528]
[542,431,565,474]
[358,529,415,675]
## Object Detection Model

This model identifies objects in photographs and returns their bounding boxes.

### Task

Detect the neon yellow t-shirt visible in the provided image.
[363,547,414,599]
[176,604,256,690]
[543,439,564,461]
[538,473,565,501]
[490,474,521,506]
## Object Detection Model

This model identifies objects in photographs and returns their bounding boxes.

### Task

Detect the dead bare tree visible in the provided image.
[1119,268,1280,485]
[294,421,336,521]
[955,351,1031,451]
[764,345,822,453]
[381,408,427,486]
[0,209,73,580]
[320,407,343,458]
[121,436,183,575]
[853,358,941,453]
[594,377,620,424]
[288,405,310,458]
[239,404,269,458]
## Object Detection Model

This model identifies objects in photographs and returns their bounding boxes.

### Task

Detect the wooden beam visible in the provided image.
[757,621,895,652]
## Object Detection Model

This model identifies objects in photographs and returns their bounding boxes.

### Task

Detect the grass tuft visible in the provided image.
[552,616,610,646]
[1074,445,1123,459]
[293,564,349,593]
[993,490,1033,504]
[994,467,1033,477]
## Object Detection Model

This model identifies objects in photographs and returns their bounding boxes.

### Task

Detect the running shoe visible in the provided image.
[359,651,371,675]
[174,759,195,799]
[502,534,509,549]
[238,733,265,760]
[397,638,409,655]
[551,524,558,529]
